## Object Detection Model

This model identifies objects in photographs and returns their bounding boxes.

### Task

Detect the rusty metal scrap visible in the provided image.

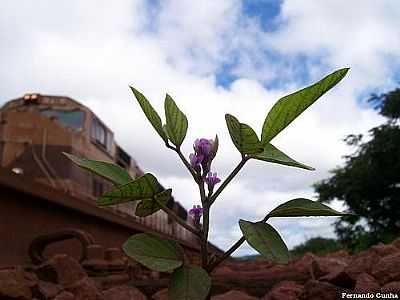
[28,229,95,265]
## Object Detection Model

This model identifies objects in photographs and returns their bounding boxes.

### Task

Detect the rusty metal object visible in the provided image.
[81,244,109,275]
[104,248,126,272]
[28,229,95,265]
[82,246,128,276]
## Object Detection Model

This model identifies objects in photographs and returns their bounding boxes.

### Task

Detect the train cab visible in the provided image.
[0,93,198,245]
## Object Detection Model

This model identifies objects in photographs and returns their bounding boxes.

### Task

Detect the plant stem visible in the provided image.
[209,157,249,206]
[206,236,245,272]
[202,221,209,266]
[166,144,209,264]
[201,156,249,271]
[199,181,209,268]
[154,198,202,238]
[206,216,270,272]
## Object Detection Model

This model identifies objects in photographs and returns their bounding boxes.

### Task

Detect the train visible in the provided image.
[0,93,198,246]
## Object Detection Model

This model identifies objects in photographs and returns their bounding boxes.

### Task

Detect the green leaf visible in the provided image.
[130,86,168,143]
[135,189,172,217]
[261,68,349,144]
[63,152,133,186]
[239,219,289,264]
[97,173,163,206]
[225,114,264,155]
[268,198,348,218]
[162,124,170,140]
[251,143,314,171]
[165,94,188,147]
[169,266,211,300]
[122,233,184,272]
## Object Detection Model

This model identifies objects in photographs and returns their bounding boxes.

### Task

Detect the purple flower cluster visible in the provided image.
[188,138,221,222]
[188,137,221,193]
[189,138,213,169]
[188,205,203,217]
[205,172,221,191]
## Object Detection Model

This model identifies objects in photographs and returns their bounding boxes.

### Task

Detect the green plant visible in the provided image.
[65,67,350,299]
[290,237,343,258]
[314,87,400,252]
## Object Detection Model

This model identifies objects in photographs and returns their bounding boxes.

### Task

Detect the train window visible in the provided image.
[41,109,85,131]
[116,146,131,168]
[91,118,113,153]
[107,132,113,152]
[92,118,106,146]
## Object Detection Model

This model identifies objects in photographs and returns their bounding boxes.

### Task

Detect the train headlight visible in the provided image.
[12,167,24,175]
[23,93,40,104]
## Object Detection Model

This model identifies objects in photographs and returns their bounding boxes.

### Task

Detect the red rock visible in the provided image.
[103,285,148,300]
[354,273,380,293]
[344,250,380,281]
[319,268,355,289]
[262,281,303,300]
[213,265,235,276]
[292,252,317,278]
[65,277,102,300]
[212,290,259,300]
[371,243,399,257]
[23,271,39,287]
[312,256,348,278]
[226,260,274,273]
[325,250,351,261]
[381,281,400,293]
[371,252,400,285]
[94,273,130,290]
[324,250,352,266]
[152,288,168,300]
[0,267,32,299]
[37,280,63,298]
[300,280,340,300]
[54,291,75,300]
[292,252,347,279]
[392,238,400,250]
[35,254,87,286]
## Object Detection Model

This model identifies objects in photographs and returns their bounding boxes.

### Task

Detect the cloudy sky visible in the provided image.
[1,0,400,256]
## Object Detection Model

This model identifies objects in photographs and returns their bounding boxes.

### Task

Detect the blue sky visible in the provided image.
[243,0,282,32]
[1,0,399,256]
[214,0,284,87]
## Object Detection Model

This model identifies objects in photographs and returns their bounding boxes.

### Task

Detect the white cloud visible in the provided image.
[1,0,398,255]
[265,1,400,89]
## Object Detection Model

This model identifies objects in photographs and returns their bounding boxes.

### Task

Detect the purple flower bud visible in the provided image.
[189,153,204,168]
[189,205,203,217]
[189,138,215,173]
[205,172,221,191]
[194,138,213,158]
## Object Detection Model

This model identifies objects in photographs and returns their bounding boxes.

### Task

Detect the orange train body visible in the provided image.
[0,94,217,262]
